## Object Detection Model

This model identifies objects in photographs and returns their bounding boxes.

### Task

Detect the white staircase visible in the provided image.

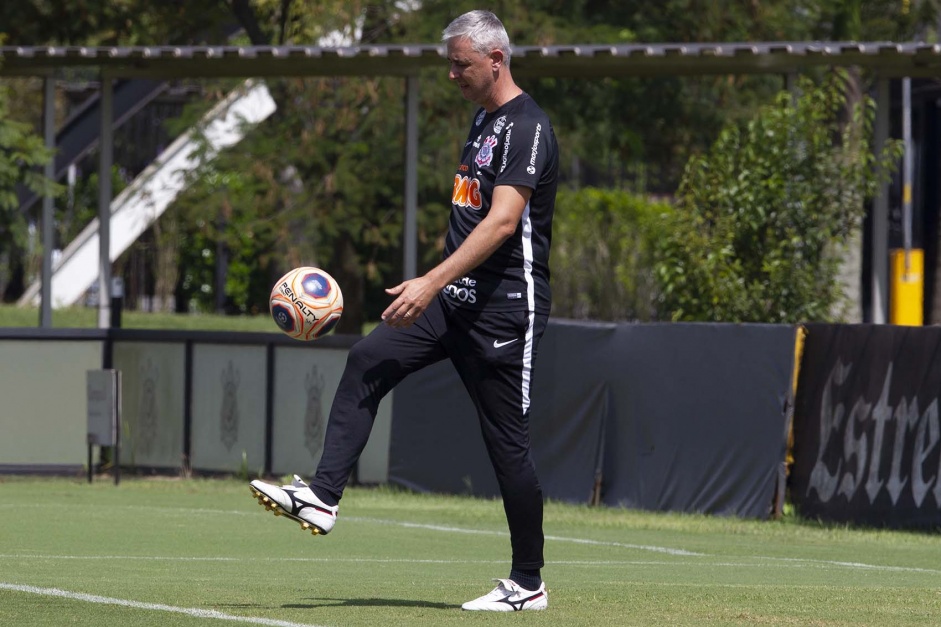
[19,80,277,308]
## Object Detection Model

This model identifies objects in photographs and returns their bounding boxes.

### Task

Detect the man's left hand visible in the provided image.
[382,276,438,327]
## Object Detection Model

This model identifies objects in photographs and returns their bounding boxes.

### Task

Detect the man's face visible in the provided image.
[446,36,496,107]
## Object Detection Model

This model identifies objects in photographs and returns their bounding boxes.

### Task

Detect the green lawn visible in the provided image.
[0,304,277,333]
[0,305,380,335]
[1,477,939,626]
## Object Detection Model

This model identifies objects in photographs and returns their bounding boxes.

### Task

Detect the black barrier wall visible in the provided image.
[390,320,799,519]
[791,324,941,528]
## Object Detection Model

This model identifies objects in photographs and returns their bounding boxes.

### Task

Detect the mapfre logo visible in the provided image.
[452,175,482,210]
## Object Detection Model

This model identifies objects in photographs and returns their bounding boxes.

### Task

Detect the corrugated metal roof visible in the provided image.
[2,42,941,79]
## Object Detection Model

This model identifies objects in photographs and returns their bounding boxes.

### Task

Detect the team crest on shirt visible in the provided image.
[475,135,498,167]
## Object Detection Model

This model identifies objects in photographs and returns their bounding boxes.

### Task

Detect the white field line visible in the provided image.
[3,504,938,575]
[346,516,704,556]
[0,582,329,627]
[2,554,939,575]
[0,504,702,556]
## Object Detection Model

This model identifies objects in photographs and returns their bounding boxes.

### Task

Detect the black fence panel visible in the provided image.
[391,320,797,519]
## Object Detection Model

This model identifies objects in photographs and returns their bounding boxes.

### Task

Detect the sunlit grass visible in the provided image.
[0,304,300,333]
[0,304,274,332]
[1,304,380,334]
[1,477,940,626]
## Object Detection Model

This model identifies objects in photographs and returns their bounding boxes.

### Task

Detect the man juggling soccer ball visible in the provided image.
[250,9,559,612]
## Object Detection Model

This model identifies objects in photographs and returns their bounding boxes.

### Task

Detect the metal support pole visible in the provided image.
[40,76,55,327]
[902,77,914,266]
[871,78,890,324]
[98,73,113,329]
[403,74,419,280]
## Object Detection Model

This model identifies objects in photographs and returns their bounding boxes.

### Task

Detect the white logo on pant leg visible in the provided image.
[493,338,519,348]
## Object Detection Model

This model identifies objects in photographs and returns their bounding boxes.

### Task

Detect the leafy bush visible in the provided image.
[551,187,670,321]
[654,71,902,323]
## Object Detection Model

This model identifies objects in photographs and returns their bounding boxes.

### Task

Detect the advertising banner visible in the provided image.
[791,324,941,528]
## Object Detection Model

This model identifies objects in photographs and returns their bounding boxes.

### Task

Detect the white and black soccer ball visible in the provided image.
[269,267,344,341]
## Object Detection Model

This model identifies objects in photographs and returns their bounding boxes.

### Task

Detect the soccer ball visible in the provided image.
[269,267,344,341]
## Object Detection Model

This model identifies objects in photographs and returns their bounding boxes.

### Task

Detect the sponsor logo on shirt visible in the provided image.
[476,110,486,126]
[452,175,482,210]
[500,125,513,174]
[527,123,542,175]
[475,135,498,168]
[443,276,477,304]
[493,115,507,134]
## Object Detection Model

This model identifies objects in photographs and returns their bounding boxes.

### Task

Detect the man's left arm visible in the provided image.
[382,184,532,327]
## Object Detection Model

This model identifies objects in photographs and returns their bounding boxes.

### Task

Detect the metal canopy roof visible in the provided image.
[2,41,941,79]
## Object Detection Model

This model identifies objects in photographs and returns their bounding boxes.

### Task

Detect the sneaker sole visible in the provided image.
[249,484,329,536]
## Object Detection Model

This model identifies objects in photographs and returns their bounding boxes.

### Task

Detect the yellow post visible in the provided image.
[889,248,924,326]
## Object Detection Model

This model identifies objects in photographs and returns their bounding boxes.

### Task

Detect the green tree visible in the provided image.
[162,1,465,330]
[7,0,937,325]
[0,0,231,46]
[0,64,54,301]
[654,71,902,323]
[509,0,816,193]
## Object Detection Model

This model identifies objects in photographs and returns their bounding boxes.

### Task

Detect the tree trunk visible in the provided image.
[833,66,864,322]
[153,211,180,313]
[830,3,865,322]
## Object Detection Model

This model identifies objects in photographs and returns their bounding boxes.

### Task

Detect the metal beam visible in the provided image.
[403,74,419,280]
[97,73,113,329]
[871,78,890,324]
[40,77,55,327]
[5,43,941,80]
[902,77,914,255]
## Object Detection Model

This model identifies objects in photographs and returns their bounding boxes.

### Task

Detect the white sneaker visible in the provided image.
[461,578,548,612]
[249,475,338,536]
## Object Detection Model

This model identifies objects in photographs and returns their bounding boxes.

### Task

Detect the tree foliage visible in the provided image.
[654,71,903,323]
[0,0,231,45]
[2,1,937,323]
[163,2,468,329]
[0,66,54,300]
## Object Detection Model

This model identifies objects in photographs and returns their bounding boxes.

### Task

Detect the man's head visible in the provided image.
[442,10,511,67]
[442,10,514,110]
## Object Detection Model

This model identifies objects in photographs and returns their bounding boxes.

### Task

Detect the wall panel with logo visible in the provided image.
[270,344,393,482]
[190,344,269,473]
[0,329,390,483]
[114,341,186,469]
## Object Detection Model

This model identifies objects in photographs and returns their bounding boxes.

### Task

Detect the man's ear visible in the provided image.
[490,49,505,71]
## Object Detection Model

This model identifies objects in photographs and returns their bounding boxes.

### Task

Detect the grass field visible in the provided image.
[0,305,277,333]
[1,477,940,626]
[0,305,382,335]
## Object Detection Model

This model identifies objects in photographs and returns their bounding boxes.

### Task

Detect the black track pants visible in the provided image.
[311,294,548,570]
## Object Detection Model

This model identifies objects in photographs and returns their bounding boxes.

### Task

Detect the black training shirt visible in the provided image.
[442,93,559,314]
